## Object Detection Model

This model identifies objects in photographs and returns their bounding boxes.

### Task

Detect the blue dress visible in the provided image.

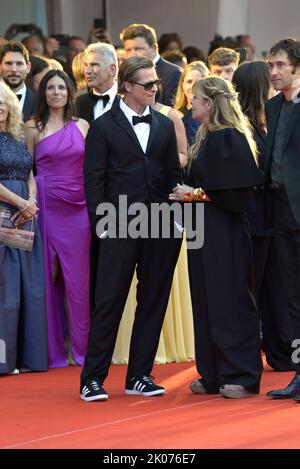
[0,132,48,373]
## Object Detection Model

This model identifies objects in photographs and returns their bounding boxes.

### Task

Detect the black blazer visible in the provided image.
[75,92,96,123]
[265,92,300,225]
[22,88,36,122]
[187,128,263,213]
[155,57,181,107]
[84,98,182,229]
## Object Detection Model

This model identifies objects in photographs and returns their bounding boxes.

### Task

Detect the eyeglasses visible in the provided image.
[130,79,161,91]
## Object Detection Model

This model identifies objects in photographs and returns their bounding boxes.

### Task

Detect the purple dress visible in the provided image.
[35,120,90,368]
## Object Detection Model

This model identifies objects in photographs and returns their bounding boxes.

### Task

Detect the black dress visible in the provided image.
[187,128,263,393]
[0,133,48,374]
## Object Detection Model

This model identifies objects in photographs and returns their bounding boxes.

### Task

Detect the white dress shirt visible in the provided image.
[93,82,118,119]
[119,99,151,154]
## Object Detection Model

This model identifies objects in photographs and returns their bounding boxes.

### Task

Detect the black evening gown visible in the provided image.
[187,128,263,393]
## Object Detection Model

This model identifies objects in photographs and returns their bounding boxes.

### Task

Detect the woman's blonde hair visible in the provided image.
[189,76,258,164]
[72,51,86,90]
[0,81,24,140]
[174,60,209,110]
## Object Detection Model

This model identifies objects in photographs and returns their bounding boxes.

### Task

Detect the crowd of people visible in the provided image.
[0,21,300,404]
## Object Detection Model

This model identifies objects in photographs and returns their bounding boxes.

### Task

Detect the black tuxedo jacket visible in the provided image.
[75,91,118,123]
[22,88,36,122]
[84,97,182,229]
[155,57,181,107]
[75,92,95,123]
[265,92,300,224]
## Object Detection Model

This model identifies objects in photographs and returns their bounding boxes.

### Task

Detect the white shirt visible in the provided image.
[15,84,26,112]
[119,99,151,154]
[153,54,160,65]
[93,82,118,119]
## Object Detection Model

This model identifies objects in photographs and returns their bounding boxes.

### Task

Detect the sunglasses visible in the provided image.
[130,79,161,91]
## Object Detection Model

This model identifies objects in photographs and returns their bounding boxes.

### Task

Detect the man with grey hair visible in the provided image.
[75,42,119,313]
[75,41,118,123]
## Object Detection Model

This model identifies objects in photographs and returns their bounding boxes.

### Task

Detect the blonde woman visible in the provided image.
[0,81,47,374]
[171,77,263,398]
[174,61,209,146]
[72,51,87,96]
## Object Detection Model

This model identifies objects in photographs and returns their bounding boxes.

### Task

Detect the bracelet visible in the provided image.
[28,195,37,203]
[20,201,30,212]
[17,196,24,209]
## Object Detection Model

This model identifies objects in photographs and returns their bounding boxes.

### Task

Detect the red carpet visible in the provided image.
[1,362,299,449]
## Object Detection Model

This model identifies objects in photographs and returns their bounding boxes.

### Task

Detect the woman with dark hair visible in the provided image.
[25,69,90,368]
[158,33,183,54]
[232,61,292,371]
[0,81,47,375]
[26,55,50,91]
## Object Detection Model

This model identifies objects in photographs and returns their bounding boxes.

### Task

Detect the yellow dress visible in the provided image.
[112,105,194,364]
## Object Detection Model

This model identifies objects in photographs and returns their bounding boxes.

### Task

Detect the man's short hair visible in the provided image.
[118,56,154,93]
[269,38,300,68]
[208,47,239,68]
[0,40,29,64]
[120,24,157,49]
[85,42,117,69]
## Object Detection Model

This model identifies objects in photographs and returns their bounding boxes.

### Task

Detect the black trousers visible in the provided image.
[89,231,100,313]
[188,204,262,393]
[252,236,293,370]
[273,189,300,373]
[81,233,182,385]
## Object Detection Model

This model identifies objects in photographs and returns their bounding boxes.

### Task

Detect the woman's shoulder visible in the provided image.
[73,117,89,138]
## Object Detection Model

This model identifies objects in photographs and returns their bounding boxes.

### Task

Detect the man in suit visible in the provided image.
[75,42,118,123]
[80,56,182,401]
[0,41,35,122]
[75,42,118,312]
[208,47,239,83]
[265,39,300,402]
[120,23,181,106]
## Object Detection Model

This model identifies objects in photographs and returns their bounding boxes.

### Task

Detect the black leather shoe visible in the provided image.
[267,374,300,399]
[294,393,300,402]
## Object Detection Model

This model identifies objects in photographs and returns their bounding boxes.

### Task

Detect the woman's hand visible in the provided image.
[169,183,194,201]
[11,199,38,226]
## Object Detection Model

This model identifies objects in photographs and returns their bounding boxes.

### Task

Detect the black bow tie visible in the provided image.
[16,94,22,101]
[89,93,110,107]
[132,114,152,125]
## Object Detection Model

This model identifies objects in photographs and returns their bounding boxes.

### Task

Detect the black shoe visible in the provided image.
[294,393,300,402]
[80,379,108,402]
[125,375,165,396]
[267,374,300,399]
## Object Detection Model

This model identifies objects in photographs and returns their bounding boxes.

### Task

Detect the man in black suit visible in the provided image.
[75,42,118,123]
[0,41,35,122]
[80,56,182,401]
[120,23,181,106]
[265,39,300,402]
[75,42,118,312]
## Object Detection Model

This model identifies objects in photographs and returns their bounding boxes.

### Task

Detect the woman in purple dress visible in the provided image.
[25,70,90,368]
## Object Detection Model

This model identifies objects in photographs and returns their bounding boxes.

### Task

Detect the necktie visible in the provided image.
[16,94,22,101]
[89,93,110,107]
[132,114,152,125]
